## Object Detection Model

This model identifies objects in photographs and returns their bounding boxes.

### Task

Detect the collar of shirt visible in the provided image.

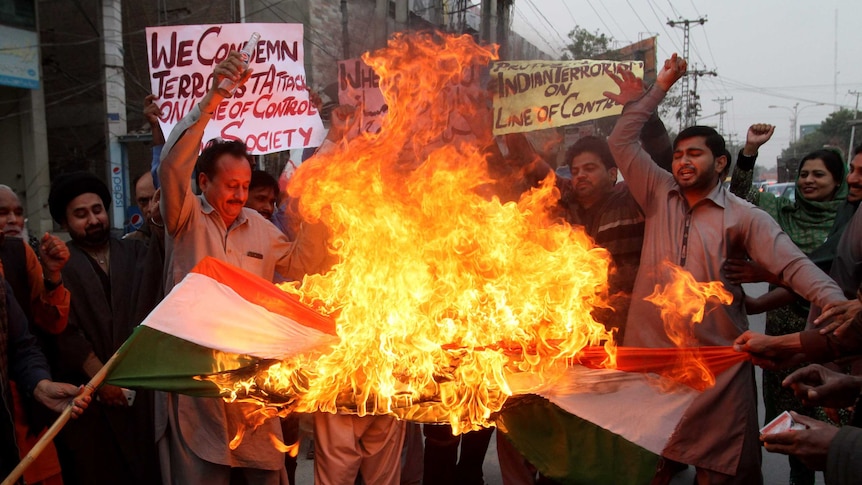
[668,181,727,210]
[199,193,249,231]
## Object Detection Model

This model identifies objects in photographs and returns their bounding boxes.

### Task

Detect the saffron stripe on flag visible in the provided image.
[107,257,338,394]
[142,257,338,359]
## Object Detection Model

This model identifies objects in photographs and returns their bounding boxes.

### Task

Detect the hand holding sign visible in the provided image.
[656,53,687,92]
[327,105,358,142]
[146,23,325,153]
[603,68,645,107]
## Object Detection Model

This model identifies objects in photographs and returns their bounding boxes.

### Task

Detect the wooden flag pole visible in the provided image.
[1,351,123,485]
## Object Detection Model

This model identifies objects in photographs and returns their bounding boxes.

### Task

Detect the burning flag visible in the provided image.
[104,31,749,484]
[106,257,338,398]
[102,257,747,484]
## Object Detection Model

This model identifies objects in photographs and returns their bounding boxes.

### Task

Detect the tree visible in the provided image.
[781,108,859,160]
[561,26,613,60]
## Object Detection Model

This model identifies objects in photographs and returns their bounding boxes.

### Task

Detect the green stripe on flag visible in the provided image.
[106,326,259,397]
[497,395,659,485]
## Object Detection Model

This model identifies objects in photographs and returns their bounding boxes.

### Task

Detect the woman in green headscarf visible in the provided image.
[728,146,852,485]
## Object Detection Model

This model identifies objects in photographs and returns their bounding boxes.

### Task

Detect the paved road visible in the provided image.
[295,282,825,484]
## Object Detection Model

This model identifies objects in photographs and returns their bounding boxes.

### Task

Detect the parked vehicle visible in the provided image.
[764,182,796,201]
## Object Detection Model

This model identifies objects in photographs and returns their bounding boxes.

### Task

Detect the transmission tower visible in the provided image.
[712,97,733,135]
[667,17,707,129]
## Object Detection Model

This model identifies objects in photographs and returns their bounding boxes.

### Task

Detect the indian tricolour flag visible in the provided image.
[105,257,748,484]
[106,257,338,396]
[500,347,748,484]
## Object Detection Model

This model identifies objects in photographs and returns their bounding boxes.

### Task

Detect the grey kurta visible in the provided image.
[608,86,846,477]
[52,239,161,484]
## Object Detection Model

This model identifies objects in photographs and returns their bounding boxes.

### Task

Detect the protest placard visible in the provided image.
[490,60,644,136]
[146,23,324,154]
[337,58,386,135]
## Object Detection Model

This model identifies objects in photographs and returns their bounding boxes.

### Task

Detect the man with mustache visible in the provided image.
[0,184,72,484]
[46,171,162,484]
[606,55,847,484]
[156,51,293,485]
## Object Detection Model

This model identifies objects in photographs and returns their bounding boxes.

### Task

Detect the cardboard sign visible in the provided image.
[491,60,644,135]
[337,58,387,135]
[146,23,325,154]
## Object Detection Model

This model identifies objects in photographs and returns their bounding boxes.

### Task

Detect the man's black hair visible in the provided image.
[565,136,616,170]
[673,126,727,160]
[196,139,254,180]
[250,170,279,197]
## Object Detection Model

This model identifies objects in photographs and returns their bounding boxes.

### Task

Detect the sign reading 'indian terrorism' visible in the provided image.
[491,59,644,136]
[145,23,325,155]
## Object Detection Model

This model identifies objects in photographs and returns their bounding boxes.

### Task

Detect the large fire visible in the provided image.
[211,32,729,436]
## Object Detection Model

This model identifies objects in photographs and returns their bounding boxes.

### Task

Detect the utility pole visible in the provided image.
[667,16,706,129]
[102,0,127,230]
[713,97,733,136]
[688,66,716,125]
[834,9,839,111]
[849,90,860,156]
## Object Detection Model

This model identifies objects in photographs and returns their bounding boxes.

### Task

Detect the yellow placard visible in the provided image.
[491,59,644,135]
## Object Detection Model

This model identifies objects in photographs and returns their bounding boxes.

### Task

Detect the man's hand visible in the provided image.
[723,258,779,285]
[144,94,162,126]
[814,298,861,335]
[743,123,775,156]
[783,364,862,408]
[33,380,90,417]
[733,331,804,370]
[39,233,69,284]
[655,54,687,92]
[200,51,253,113]
[761,412,838,471]
[603,68,645,106]
[307,88,323,111]
[144,94,165,145]
[97,383,129,407]
[326,105,358,142]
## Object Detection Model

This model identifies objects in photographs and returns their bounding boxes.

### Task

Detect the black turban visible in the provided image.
[48,171,112,224]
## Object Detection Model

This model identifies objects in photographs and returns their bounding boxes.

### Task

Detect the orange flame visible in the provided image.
[259,32,616,433]
[269,434,301,458]
[643,262,733,390]
[209,32,731,436]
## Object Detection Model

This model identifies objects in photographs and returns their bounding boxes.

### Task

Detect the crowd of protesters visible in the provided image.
[3,43,862,485]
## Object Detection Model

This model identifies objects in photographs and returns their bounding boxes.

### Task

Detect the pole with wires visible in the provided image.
[667,17,706,130]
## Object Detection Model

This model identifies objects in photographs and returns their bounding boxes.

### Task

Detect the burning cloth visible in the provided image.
[109,32,747,483]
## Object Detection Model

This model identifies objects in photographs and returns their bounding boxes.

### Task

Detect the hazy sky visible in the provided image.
[512,0,862,170]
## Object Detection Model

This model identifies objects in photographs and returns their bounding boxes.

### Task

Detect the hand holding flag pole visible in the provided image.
[1,351,120,485]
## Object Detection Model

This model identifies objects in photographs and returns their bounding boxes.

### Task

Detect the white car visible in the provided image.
[764,182,796,201]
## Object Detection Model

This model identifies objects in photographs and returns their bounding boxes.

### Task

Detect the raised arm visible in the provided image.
[603,67,673,171]
[145,94,165,189]
[728,123,775,202]
[158,52,250,234]
[606,54,687,207]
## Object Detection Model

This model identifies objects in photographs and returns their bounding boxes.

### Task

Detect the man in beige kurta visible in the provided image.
[607,56,847,484]
[157,52,293,485]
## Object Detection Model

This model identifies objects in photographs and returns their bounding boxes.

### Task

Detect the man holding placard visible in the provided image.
[157,51,293,485]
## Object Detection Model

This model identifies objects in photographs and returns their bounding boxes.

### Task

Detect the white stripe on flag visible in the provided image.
[142,272,338,359]
[533,366,698,455]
